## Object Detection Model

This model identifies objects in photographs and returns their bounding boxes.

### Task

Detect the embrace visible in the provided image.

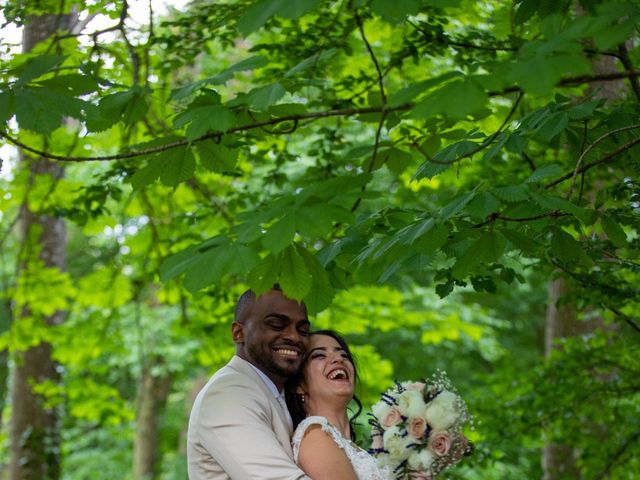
[186,285,388,479]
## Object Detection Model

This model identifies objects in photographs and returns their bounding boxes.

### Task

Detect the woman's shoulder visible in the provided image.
[292,416,351,459]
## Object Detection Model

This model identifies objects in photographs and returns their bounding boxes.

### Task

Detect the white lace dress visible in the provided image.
[292,416,393,480]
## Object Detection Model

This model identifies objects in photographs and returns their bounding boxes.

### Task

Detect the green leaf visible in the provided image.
[285,49,338,78]
[530,192,585,219]
[412,161,451,180]
[412,77,488,120]
[262,213,297,253]
[491,185,530,203]
[197,140,239,173]
[297,246,334,314]
[130,156,162,190]
[380,148,413,175]
[525,164,563,183]
[388,72,461,106]
[15,87,85,133]
[295,204,352,238]
[601,215,626,247]
[14,54,65,86]
[499,228,541,256]
[515,0,539,24]
[396,218,435,245]
[371,0,420,21]
[159,146,196,187]
[237,0,322,36]
[279,245,311,300]
[226,243,261,274]
[184,106,237,140]
[535,112,569,141]
[159,237,227,281]
[467,192,501,220]
[0,90,16,123]
[550,228,585,264]
[414,223,449,254]
[249,253,281,296]
[87,87,148,131]
[172,56,268,99]
[36,74,99,95]
[246,83,287,110]
[183,245,234,292]
[440,190,477,220]
[452,230,506,279]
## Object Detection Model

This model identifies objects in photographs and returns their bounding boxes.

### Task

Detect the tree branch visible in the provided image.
[617,44,640,102]
[566,124,640,199]
[0,103,412,162]
[546,133,640,189]
[353,6,386,103]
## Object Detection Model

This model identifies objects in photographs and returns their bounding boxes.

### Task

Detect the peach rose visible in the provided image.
[381,406,402,428]
[406,381,426,392]
[409,417,427,440]
[371,431,384,450]
[428,430,452,457]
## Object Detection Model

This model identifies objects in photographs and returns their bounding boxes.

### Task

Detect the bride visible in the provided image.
[285,329,392,480]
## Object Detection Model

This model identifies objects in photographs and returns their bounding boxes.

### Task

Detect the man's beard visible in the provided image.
[247,344,298,379]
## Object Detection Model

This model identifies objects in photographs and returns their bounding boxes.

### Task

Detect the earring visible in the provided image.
[300,394,306,403]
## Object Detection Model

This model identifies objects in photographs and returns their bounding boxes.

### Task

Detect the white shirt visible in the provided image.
[247,362,294,431]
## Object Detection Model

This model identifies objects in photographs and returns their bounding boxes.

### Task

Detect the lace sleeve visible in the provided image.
[292,416,352,462]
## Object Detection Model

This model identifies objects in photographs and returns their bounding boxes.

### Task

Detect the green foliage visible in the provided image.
[1,0,639,478]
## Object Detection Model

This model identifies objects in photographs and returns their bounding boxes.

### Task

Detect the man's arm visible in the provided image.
[196,380,310,480]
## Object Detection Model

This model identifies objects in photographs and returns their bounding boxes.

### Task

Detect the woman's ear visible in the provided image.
[295,385,307,395]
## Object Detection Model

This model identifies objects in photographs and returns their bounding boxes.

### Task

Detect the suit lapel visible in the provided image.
[228,356,292,435]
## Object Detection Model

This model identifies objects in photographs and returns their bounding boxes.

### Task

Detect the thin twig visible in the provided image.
[559,125,640,195]
[350,111,387,213]
[0,103,412,163]
[353,6,386,103]
[415,91,523,166]
[472,211,565,229]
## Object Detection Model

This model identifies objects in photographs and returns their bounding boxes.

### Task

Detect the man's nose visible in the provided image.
[282,324,303,343]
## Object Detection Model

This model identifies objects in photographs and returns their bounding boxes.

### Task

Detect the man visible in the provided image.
[187,287,312,479]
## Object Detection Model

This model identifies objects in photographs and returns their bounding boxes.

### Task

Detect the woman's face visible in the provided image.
[300,334,355,406]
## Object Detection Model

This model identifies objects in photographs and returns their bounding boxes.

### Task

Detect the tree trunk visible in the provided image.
[133,359,172,480]
[9,13,74,480]
[542,31,627,479]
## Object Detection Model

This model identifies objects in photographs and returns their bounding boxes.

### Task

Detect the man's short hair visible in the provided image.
[234,284,283,323]
[234,289,256,323]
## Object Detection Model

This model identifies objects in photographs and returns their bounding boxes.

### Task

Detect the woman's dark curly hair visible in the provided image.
[285,329,363,442]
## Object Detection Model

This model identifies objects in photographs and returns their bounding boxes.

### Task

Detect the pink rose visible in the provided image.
[409,417,427,440]
[406,382,426,392]
[371,431,384,449]
[428,431,452,457]
[409,472,432,480]
[381,407,402,428]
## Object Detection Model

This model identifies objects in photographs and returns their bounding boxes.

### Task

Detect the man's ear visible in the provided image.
[231,322,244,344]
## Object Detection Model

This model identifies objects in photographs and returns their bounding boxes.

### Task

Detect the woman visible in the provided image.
[285,330,392,480]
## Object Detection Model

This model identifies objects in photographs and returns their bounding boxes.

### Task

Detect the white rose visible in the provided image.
[423,391,459,431]
[408,449,435,470]
[397,389,426,418]
[383,426,413,460]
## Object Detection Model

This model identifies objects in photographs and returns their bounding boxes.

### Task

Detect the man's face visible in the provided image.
[234,290,310,388]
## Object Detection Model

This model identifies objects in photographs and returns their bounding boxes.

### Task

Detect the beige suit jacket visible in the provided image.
[187,355,310,480]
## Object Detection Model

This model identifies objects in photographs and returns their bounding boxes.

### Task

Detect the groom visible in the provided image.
[187,286,312,479]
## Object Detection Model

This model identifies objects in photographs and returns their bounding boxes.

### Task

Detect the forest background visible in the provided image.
[0,0,639,479]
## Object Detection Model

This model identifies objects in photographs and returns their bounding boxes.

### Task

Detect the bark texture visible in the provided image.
[133,359,172,480]
[9,13,74,480]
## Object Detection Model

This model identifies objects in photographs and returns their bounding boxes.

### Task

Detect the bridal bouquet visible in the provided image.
[368,371,472,479]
